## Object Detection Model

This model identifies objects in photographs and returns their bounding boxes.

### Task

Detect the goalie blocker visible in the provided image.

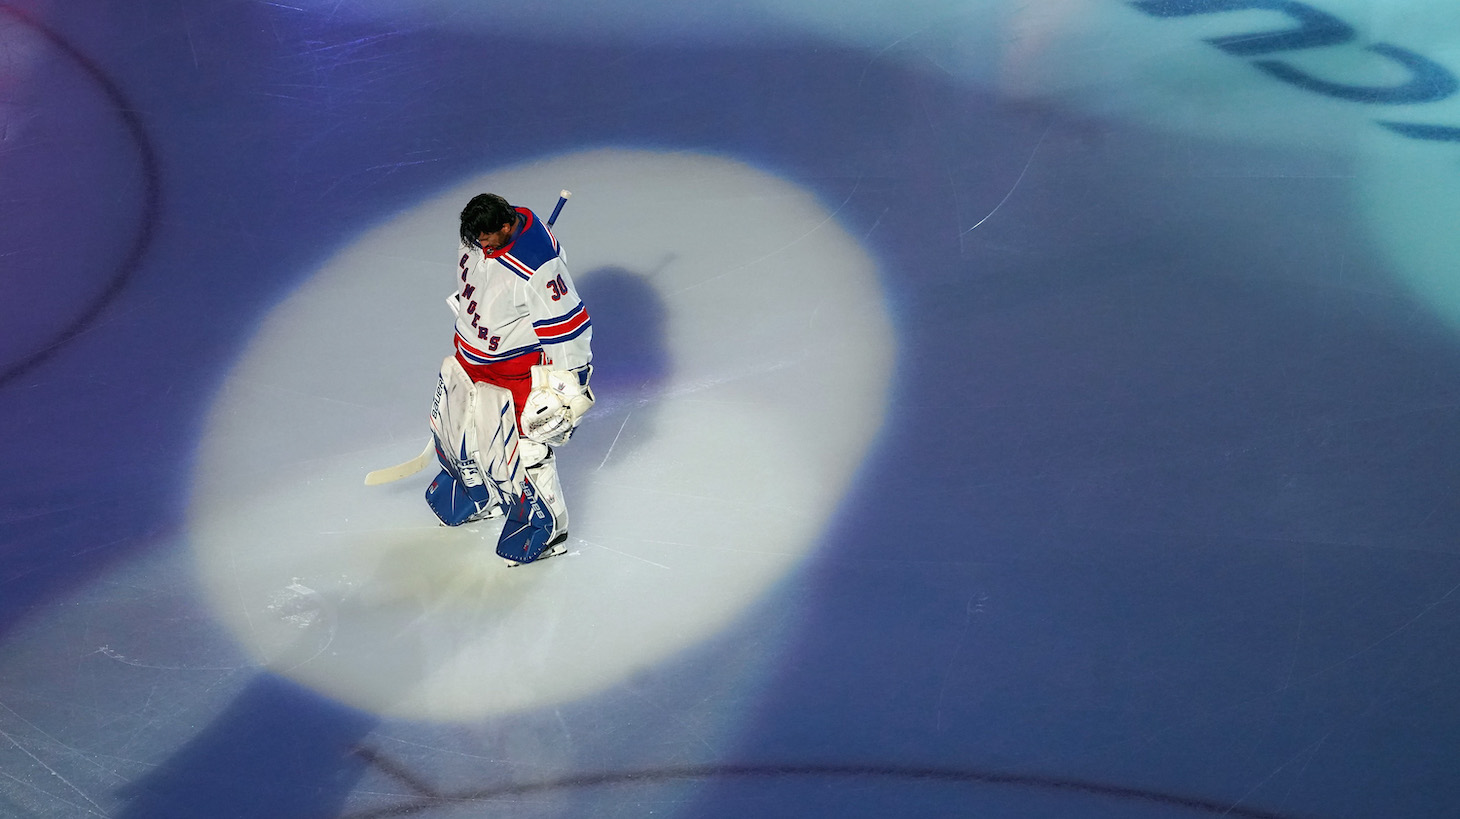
[424,356,579,565]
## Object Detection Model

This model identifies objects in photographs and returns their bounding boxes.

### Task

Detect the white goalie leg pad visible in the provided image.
[524,448,569,540]
[428,356,478,486]
[518,439,550,469]
[428,356,524,509]
[469,379,525,499]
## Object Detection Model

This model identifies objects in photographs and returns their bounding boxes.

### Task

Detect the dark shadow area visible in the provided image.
[116,673,375,819]
[557,264,671,500]
[0,6,159,385]
[575,265,672,396]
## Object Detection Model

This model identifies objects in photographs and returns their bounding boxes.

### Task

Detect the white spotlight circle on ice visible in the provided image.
[189,149,894,721]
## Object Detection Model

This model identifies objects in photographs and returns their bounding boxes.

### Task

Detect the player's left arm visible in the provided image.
[521,258,594,445]
[527,257,593,373]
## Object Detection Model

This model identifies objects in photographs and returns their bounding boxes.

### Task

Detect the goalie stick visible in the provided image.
[547,189,571,227]
[365,188,572,487]
[364,438,434,485]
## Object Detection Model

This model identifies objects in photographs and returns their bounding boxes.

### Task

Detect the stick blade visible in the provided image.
[364,439,434,485]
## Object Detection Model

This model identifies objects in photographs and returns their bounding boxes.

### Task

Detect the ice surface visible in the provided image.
[187,150,895,720]
[4,0,1460,817]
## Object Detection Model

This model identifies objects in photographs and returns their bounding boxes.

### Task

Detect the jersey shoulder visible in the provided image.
[496,208,561,276]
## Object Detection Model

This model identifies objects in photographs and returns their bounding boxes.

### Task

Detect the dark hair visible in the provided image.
[459,193,516,247]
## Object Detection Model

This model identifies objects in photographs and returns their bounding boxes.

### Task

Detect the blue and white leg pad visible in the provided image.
[424,355,523,526]
[495,451,569,564]
[424,465,497,526]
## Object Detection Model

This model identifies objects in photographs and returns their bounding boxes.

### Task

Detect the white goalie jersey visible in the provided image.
[449,206,592,376]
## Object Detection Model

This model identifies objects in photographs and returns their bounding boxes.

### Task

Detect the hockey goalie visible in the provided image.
[424,193,594,567]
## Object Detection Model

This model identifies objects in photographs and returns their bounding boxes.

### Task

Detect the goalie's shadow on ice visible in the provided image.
[545,265,670,513]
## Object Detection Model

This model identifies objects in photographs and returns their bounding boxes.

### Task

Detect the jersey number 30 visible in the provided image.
[545,275,568,301]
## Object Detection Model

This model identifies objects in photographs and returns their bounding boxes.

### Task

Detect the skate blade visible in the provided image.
[503,537,568,568]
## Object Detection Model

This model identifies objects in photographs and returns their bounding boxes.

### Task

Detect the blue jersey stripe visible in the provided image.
[533,302,585,328]
[457,340,543,364]
[537,321,591,344]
